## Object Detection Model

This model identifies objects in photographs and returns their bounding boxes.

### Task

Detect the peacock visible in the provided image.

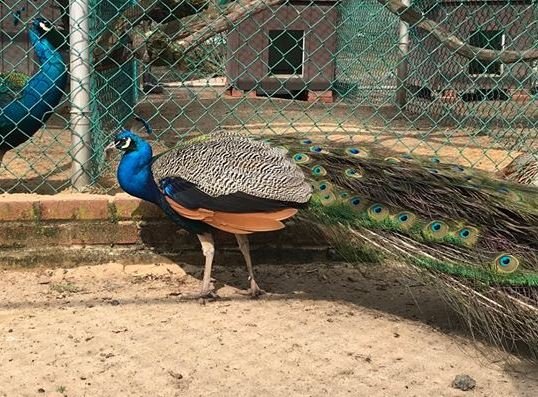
[497,153,538,186]
[107,128,537,359]
[0,18,67,165]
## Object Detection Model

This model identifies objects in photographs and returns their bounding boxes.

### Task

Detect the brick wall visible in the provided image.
[0,193,333,268]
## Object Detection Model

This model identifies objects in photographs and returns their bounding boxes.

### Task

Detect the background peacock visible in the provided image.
[107,127,537,360]
[0,18,67,165]
[497,153,538,186]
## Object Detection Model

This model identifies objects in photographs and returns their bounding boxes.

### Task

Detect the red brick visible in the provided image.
[138,222,195,246]
[0,194,38,221]
[225,87,244,98]
[510,89,531,103]
[441,89,458,103]
[0,222,142,247]
[70,221,141,245]
[38,194,109,221]
[112,193,164,220]
[111,194,142,219]
[0,222,68,247]
[307,90,334,103]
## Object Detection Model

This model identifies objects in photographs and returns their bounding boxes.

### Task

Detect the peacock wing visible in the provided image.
[151,131,312,206]
[151,132,310,233]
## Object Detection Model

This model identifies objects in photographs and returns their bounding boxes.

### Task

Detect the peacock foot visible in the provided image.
[247,280,266,299]
[197,289,219,301]
[177,289,219,302]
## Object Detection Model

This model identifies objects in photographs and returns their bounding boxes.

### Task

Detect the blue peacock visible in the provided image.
[0,18,67,165]
[107,127,538,359]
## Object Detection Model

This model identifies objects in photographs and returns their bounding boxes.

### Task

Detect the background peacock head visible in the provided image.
[29,18,67,51]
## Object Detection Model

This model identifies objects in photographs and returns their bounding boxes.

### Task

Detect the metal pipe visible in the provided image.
[70,0,92,189]
[395,0,410,109]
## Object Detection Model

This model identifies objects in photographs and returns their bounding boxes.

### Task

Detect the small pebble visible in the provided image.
[452,374,476,391]
[37,276,51,285]
[168,370,183,380]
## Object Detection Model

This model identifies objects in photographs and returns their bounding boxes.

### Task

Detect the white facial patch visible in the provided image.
[119,137,132,149]
[39,22,52,32]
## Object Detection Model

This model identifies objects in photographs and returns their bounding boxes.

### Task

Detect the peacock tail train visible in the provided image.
[259,134,538,359]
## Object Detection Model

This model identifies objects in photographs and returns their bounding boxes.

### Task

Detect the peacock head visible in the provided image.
[105,130,153,158]
[29,18,66,51]
[106,131,158,202]
[31,18,54,36]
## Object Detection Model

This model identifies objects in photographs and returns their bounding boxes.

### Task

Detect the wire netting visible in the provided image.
[0,0,536,193]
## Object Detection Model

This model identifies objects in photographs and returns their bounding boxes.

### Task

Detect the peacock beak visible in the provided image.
[104,141,117,160]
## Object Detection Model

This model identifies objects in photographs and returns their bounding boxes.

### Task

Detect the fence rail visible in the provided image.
[0,0,536,194]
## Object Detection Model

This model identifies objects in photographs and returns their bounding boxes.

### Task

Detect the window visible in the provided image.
[268,30,305,76]
[468,30,504,76]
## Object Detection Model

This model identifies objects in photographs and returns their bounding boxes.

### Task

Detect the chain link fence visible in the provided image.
[0,0,536,194]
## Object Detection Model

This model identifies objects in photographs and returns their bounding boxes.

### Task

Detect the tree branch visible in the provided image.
[145,0,283,65]
[377,0,538,63]
[92,0,209,69]
[89,0,537,68]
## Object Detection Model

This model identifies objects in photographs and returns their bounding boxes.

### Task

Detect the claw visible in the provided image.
[176,289,219,302]
[248,280,266,299]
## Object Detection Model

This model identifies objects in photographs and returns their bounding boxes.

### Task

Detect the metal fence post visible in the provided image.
[70,0,92,189]
[395,0,410,109]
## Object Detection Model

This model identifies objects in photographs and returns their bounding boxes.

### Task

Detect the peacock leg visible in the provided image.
[197,233,218,299]
[235,234,265,297]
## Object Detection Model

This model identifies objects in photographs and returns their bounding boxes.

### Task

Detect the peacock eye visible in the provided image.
[459,228,471,238]
[431,222,442,231]
[39,22,52,32]
[115,137,132,150]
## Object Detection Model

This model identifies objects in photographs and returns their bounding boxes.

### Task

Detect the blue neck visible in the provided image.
[0,30,67,150]
[22,30,67,113]
[115,134,212,235]
[117,144,162,204]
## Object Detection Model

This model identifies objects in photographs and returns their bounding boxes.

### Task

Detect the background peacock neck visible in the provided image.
[117,145,162,204]
[21,31,67,126]
[0,31,67,150]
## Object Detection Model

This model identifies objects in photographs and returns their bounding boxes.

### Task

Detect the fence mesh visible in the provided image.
[0,0,536,194]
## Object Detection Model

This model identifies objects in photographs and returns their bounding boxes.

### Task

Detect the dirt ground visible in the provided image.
[1,261,537,397]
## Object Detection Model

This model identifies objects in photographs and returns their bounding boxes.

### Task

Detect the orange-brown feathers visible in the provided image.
[165,197,298,234]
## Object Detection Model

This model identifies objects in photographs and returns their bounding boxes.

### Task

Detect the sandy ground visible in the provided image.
[1,261,537,397]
